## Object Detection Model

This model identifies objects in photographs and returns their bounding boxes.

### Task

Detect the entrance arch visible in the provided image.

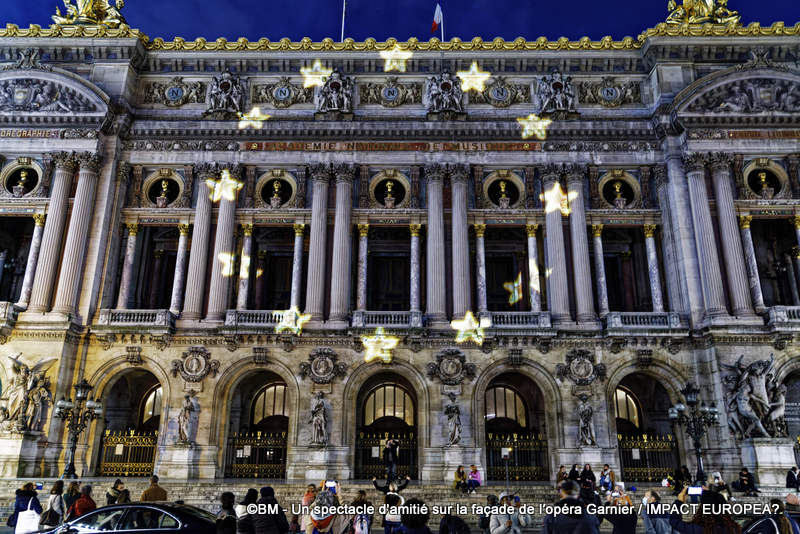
[354,372,418,479]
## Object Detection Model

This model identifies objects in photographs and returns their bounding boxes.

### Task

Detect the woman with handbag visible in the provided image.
[40,480,66,528]
[6,482,43,534]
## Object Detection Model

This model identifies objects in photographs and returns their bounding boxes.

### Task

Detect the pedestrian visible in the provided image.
[478,495,497,534]
[217,491,237,534]
[453,465,468,493]
[439,510,471,534]
[66,485,96,520]
[467,465,482,494]
[235,488,259,534]
[398,498,433,534]
[117,488,132,504]
[489,492,531,534]
[541,480,600,534]
[141,475,168,501]
[708,472,731,502]
[384,439,400,482]
[351,490,373,534]
[39,480,66,529]
[106,479,125,505]
[669,487,741,534]
[731,468,759,496]
[7,482,43,533]
[568,464,581,481]
[254,486,289,534]
[383,492,405,534]
[374,475,410,495]
[556,466,569,488]
[63,482,80,513]
[599,465,616,492]
[298,485,316,534]
[579,464,596,488]
[641,490,672,534]
[788,468,799,491]
[304,489,347,534]
[601,488,637,534]
[610,484,632,506]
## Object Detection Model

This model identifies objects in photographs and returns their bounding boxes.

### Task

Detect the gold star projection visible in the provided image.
[517,114,552,140]
[301,60,333,88]
[275,307,312,336]
[381,45,413,72]
[362,327,400,363]
[456,62,491,92]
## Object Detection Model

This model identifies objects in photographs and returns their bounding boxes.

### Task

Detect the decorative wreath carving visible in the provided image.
[171,346,220,383]
[299,348,347,384]
[555,349,606,386]
[426,348,477,385]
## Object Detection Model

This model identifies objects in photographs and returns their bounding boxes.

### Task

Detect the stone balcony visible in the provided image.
[487,311,552,329]
[224,310,284,327]
[604,311,685,333]
[351,310,423,329]
[766,306,800,331]
[95,308,175,336]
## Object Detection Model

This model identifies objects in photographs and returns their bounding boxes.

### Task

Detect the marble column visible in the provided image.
[116,223,140,309]
[542,169,570,323]
[29,152,77,313]
[451,167,471,318]
[148,250,165,307]
[654,166,684,315]
[169,223,190,315]
[206,170,240,321]
[328,167,355,324]
[591,224,609,317]
[685,154,727,317]
[236,224,253,310]
[356,224,369,312]
[410,224,422,319]
[643,224,665,313]
[290,224,305,310]
[52,153,101,314]
[710,153,753,316]
[738,216,766,313]
[425,167,447,322]
[787,252,800,305]
[16,214,45,310]
[525,224,541,313]
[474,224,488,317]
[304,166,331,320]
[182,175,214,320]
[255,251,267,310]
[566,168,595,322]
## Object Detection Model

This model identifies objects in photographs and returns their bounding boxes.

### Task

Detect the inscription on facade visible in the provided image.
[243,141,541,152]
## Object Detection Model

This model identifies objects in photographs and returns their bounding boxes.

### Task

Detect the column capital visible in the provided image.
[333,164,356,184]
[540,163,563,185]
[793,216,800,230]
[564,163,587,183]
[473,223,486,237]
[116,162,131,183]
[77,152,102,173]
[195,162,221,180]
[793,246,800,260]
[448,164,470,184]
[738,215,752,229]
[653,164,668,190]
[409,223,422,237]
[32,213,45,226]
[308,163,332,183]
[358,223,370,237]
[178,223,190,236]
[293,223,306,236]
[708,152,734,172]
[52,151,79,172]
[154,249,165,258]
[592,224,604,237]
[682,153,707,174]
[424,164,445,183]
[125,223,140,236]
[643,224,657,238]
[525,224,539,237]
[242,223,254,237]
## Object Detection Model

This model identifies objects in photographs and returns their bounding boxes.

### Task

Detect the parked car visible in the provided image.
[42,502,216,533]
[740,510,800,534]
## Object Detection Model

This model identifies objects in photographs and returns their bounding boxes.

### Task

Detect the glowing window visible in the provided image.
[140,385,162,427]
[484,386,526,427]
[364,384,414,427]
[614,387,640,428]
[251,383,287,426]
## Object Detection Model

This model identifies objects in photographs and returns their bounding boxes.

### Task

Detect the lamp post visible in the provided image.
[55,379,103,479]
[668,382,719,484]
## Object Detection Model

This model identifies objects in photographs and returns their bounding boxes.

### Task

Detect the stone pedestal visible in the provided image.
[288,446,351,481]
[420,447,445,482]
[739,438,795,486]
[160,442,216,479]
[0,431,45,477]
[443,446,484,484]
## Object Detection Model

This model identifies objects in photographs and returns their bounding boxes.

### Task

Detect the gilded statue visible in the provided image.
[52,0,127,28]
[666,0,740,24]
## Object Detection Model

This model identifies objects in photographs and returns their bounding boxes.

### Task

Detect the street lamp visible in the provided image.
[55,379,103,479]
[668,382,719,484]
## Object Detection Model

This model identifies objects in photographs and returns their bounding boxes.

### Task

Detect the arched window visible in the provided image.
[363,384,414,427]
[251,383,287,427]
[614,387,640,429]
[485,386,527,428]
[139,385,162,431]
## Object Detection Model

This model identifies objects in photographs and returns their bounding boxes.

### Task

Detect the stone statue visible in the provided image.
[577,394,597,447]
[444,393,462,446]
[52,0,128,28]
[3,354,56,432]
[204,70,244,118]
[424,71,464,114]
[722,355,787,439]
[308,391,328,446]
[315,70,353,114]
[25,376,52,432]
[534,71,578,116]
[177,392,196,443]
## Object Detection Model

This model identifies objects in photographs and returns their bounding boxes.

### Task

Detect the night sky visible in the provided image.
[0,0,799,43]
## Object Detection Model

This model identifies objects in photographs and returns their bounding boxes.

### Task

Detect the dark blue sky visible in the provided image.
[2,0,799,42]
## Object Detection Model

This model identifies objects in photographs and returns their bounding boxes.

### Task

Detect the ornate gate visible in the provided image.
[225,431,287,478]
[354,431,417,479]
[618,434,679,481]
[486,432,549,481]
[98,430,158,477]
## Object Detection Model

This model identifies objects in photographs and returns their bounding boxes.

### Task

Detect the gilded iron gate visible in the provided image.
[486,432,549,481]
[617,434,679,482]
[225,431,287,478]
[98,430,158,477]
[354,431,417,479]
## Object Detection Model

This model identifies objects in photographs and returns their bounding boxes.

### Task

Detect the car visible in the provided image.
[41,501,217,534]
[739,510,800,534]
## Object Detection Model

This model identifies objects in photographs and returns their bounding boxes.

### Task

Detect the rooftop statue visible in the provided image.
[52,0,127,28]
[666,0,740,25]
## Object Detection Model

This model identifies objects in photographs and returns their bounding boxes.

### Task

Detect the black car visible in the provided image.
[42,502,217,533]
[740,510,800,534]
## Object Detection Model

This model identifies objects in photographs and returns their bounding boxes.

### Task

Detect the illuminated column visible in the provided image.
[542,168,570,323]
[328,166,355,324]
[169,223,190,315]
[451,167,471,317]
[15,213,45,310]
[474,224,488,317]
[206,169,241,321]
[643,224,664,313]
[356,224,369,312]
[182,170,215,319]
[290,224,305,310]
[738,216,765,313]
[29,152,77,312]
[425,166,447,323]
[53,152,101,314]
[236,224,253,310]
[566,167,595,323]
[792,216,800,258]
[116,223,139,309]
[304,166,331,321]
[410,224,422,326]
[525,224,541,313]
[592,224,609,317]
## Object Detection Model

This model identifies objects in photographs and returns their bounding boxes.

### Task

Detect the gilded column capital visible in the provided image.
[293,223,306,236]
[154,249,165,258]
[308,163,332,183]
[125,223,139,236]
[178,223,190,236]
[643,224,657,238]
[682,153,707,174]
[591,224,604,237]
[358,223,370,237]
[242,223,254,237]
[794,246,800,260]
[738,215,752,229]
[793,216,800,230]
[77,152,102,173]
[32,213,46,226]
[257,250,268,261]
[52,151,78,172]
[708,152,734,172]
[525,224,539,237]
[409,223,422,237]
[473,224,486,237]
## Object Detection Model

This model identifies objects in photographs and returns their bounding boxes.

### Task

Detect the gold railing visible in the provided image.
[98,429,158,477]
[618,434,678,482]
[486,432,549,481]
[355,431,417,479]
[225,431,287,479]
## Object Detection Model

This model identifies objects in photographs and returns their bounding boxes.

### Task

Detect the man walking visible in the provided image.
[141,475,168,502]
[384,439,400,482]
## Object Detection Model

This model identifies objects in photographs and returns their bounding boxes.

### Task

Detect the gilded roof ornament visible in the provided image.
[52,0,127,28]
[666,0,741,25]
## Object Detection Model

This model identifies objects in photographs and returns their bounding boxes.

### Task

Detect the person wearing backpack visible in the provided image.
[305,490,349,534]
[7,482,43,534]
[39,480,66,528]
[383,492,405,534]
[351,491,373,534]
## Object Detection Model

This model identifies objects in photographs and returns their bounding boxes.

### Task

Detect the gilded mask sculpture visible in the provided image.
[613,181,627,209]
[156,179,169,208]
[270,181,283,209]
[12,170,28,198]
[498,180,510,209]
[384,180,396,209]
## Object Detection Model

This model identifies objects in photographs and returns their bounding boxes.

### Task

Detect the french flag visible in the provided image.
[432,3,443,34]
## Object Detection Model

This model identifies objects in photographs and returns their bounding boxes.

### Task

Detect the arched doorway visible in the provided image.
[614,373,679,482]
[781,371,800,465]
[354,373,418,479]
[484,373,549,481]
[97,369,161,477]
[224,371,288,479]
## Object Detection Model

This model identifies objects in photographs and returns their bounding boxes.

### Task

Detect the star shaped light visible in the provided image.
[238,254,251,279]
[380,45,413,73]
[275,307,312,336]
[517,114,553,140]
[207,169,243,203]
[362,327,400,363]
[503,272,523,305]
[451,311,489,345]
[456,61,491,92]
[300,59,333,88]
[218,252,236,277]
[238,107,271,129]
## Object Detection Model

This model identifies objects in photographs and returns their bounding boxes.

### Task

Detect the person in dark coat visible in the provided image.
[669,487,741,534]
[373,476,410,495]
[568,465,581,481]
[384,439,400,482]
[398,498,434,534]
[236,489,259,534]
[731,468,759,496]
[217,491,237,534]
[7,482,43,529]
[106,479,125,505]
[63,482,80,513]
[541,480,600,534]
[788,468,799,491]
[253,486,289,534]
[600,491,637,534]
[579,465,596,487]
[641,490,672,534]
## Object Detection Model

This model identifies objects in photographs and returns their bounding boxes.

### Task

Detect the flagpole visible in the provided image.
[441,7,444,42]
[340,0,346,41]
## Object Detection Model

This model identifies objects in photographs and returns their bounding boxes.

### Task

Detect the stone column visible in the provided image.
[52,152,101,314]
[621,251,636,311]
[290,224,305,310]
[236,224,253,310]
[525,224,541,312]
[653,166,684,315]
[592,224,609,317]
[182,171,215,320]
[684,154,727,317]
[792,216,800,256]
[148,249,165,308]
[737,216,765,313]
[356,224,369,312]
[787,252,800,305]
[255,251,267,310]
[169,223,190,314]
[206,170,240,321]
[16,214,45,310]
[328,166,355,324]
[425,166,447,323]
[410,224,422,322]
[29,153,77,313]
[304,166,331,320]
[566,166,595,322]
[542,168,570,323]
[451,166,471,318]
[710,153,754,316]
[116,223,140,309]
[474,224,488,317]
[643,224,665,313]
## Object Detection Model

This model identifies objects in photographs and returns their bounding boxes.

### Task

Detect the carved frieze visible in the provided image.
[426,348,477,386]
[2,48,51,72]
[688,78,800,113]
[253,77,312,108]
[578,77,641,107]
[470,76,529,108]
[299,348,347,384]
[533,70,578,118]
[555,349,606,386]
[204,69,245,118]
[0,78,97,113]
[142,77,206,107]
[360,77,422,107]
[171,346,220,383]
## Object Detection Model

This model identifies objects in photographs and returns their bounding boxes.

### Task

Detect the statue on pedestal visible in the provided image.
[577,394,597,447]
[3,354,56,433]
[309,392,329,446]
[723,355,788,439]
[444,393,462,446]
[177,392,197,444]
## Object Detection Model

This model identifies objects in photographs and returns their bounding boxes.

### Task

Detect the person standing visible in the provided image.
[489,492,531,534]
[106,479,125,505]
[374,476,410,495]
[384,439,400,482]
[217,491,237,534]
[669,487,740,534]
[467,465,482,494]
[8,482,43,532]
[397,498,433,534]
[235,489,259,534]
[788,467,799,491]
[66,485,96,520]
[541,481,599,534]
[601,488,637,534]
[62,482,80,514]
[254,486,289,534]
[39,480,65,528]
[351,490,373,534]
[641,490,672,534]
[478,495,498,534]
[141,475,168,501]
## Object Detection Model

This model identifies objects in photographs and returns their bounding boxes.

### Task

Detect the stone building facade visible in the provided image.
[0,9,797,486]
